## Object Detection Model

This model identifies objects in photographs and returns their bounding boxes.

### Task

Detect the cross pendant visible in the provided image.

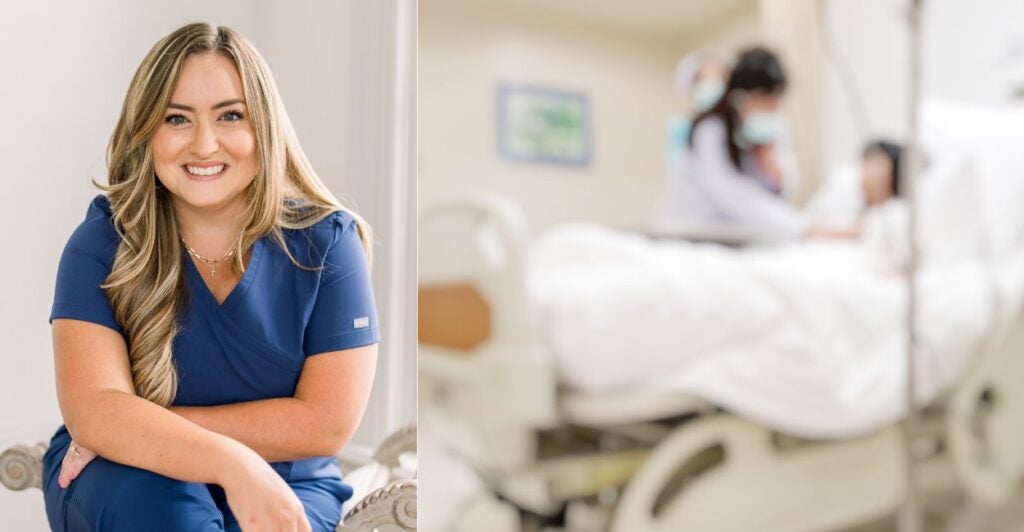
[210,264,217,277]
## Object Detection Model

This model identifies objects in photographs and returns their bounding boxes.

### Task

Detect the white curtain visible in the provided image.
[341,0,418,455]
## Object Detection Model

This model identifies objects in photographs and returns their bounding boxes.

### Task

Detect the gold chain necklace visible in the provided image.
[181,231,243,277]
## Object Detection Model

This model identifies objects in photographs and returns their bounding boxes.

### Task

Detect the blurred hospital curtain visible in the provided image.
[337,0,418,459]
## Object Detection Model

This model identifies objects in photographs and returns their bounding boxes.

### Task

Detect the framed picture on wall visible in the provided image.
[497,83,591,166]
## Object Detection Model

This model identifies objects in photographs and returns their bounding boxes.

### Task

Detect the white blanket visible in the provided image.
[527,225,1000,439]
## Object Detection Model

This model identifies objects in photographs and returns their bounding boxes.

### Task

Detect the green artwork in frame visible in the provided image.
[497,84,591,166]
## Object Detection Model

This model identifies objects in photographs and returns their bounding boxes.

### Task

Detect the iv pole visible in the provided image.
[899,0,924,531]
[812,1,926,528]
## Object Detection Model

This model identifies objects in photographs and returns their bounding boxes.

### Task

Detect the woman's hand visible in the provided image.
[805,225,862,240]
[58,440,97,488]
[221,448,312,532]
[753,145,784,191]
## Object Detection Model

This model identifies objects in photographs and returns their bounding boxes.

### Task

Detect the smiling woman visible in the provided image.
[41,22,380,532]
[152,55,258,212]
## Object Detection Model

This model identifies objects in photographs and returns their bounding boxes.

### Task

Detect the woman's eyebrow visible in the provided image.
[166,99,246,112]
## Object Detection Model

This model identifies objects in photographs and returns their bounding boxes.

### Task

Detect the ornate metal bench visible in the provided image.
[1,424,417,531]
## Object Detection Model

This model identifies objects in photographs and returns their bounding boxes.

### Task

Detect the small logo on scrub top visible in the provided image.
[353,316,370,329]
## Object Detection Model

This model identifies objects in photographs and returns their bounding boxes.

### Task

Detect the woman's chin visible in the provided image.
[171,185,245,212]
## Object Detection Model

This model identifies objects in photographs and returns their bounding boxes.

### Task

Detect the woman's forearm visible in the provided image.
[171,397,344,462]
[69,389,250,486]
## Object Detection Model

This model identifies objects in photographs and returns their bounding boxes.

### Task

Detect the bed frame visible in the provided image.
[419,195,1024,531]
[0,424,417,531]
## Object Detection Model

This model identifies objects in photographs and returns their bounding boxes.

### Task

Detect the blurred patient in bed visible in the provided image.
[861,140,902,208]
[808,139,904,241]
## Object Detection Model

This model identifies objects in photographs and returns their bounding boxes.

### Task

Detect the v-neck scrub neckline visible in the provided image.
[183,237,266,312]
[48,194,381,397]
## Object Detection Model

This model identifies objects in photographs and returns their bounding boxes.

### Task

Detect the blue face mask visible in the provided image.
[691,79,725,113]
[740,112,783,145]
[667,116,691,148]
[666,116,691,165]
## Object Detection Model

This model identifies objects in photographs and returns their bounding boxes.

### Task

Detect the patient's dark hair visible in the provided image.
[688,47,788,169]
[863,140,903,196]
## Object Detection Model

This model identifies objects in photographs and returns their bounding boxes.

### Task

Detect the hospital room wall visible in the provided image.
[419,2,680,234]
[820,0,1024,178]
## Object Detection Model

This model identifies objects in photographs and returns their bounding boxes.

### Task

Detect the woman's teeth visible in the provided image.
[186,164,225,176]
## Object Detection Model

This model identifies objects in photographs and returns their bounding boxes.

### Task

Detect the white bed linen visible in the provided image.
[527,225,1002,439]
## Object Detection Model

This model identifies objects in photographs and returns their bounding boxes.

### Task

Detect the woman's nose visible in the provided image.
[189,120,220,158]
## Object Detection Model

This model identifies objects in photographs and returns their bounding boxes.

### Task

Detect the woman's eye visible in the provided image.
[165,114,188,126]
[221,110,243,122]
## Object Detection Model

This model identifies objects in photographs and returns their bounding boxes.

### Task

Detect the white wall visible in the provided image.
[820,0,912,177]
[0,1,414,528]
[420,2,680,234]
[335,0,419,456]
[676,5,760,52]
[919,0,1024,104]
[821,0,1024,174]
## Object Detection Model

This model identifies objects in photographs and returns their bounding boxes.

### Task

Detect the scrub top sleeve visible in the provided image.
[690,118,808,240]
[302,215,381,357]
[49,244,125,337]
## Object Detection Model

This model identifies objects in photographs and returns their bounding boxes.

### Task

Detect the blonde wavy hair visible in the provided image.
[95,22,372,408]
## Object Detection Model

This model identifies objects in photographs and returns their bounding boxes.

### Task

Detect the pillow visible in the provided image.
[917,155,984,268]
[922,100,1024,261]
[803,161,864,228]
[861,155,983,273]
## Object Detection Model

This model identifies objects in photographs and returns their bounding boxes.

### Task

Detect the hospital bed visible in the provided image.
[0,424,418,531]
[418,191,1024,532]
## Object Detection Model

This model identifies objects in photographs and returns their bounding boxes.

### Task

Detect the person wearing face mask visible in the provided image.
[657,47,809,241]
[665,51,730,168]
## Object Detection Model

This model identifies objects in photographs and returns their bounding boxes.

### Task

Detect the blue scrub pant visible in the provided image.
[42,428,349,531]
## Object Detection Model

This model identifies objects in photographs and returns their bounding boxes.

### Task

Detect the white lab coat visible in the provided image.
[656,116,807,241]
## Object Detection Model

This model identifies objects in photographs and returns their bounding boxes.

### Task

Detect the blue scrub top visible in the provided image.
[48,194,380,486]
